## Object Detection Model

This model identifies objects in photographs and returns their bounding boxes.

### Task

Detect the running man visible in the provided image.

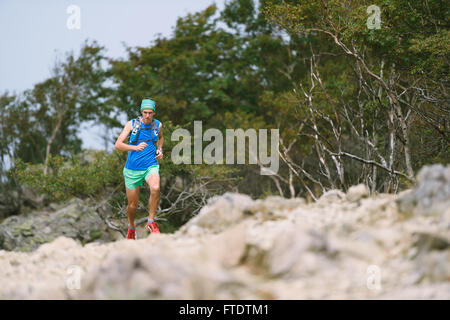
[115,98,164,239]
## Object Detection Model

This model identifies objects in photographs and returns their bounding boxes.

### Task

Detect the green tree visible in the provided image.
[14,40,111,173]
[262,0,449,194]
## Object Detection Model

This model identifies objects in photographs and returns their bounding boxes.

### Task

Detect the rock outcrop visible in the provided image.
[0,190,20,219]
[397,164,450,219]
[0,186,48,220]
[0,165,448,299]
[0,198,115,252]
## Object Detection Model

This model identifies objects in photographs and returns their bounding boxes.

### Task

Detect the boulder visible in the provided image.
[0,198,114,252]
[181,193,254,233]
[0,190,20,219]
[346,184,369,202]
[318,189,346,203]
[245,220,330,278]
[412,232,450,252]
[397,164,450,217]
[245,196,305,220]
[21,186,46,209]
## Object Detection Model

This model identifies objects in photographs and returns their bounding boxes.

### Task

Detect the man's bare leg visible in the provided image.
[146,174,160,221]
[126,186,140,228]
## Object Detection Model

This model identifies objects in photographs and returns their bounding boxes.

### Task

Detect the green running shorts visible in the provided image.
[123,165,159,190]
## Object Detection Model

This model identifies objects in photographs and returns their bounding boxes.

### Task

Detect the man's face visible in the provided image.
[141,109,155,123]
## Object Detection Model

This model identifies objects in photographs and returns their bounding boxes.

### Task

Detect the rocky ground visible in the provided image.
[0,164,448,299]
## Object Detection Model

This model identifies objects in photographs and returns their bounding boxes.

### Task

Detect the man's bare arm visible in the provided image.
[155,122,164,160]
[157,122,164,150]
[115,121,147,151]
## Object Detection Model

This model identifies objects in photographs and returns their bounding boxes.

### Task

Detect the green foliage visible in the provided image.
[0,92,17,171]
[264,0,450,81]
[12,151,125,202]
[108,2,292,129]
[1,40,111,166]
[263,0,449,190]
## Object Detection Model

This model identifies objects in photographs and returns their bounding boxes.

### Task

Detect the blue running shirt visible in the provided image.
[125,119,160,170]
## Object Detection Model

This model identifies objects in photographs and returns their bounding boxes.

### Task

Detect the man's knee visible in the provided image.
[150,184,160,194]
[127,202,138,210]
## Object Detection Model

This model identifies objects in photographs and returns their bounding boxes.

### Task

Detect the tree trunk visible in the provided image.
[43,112,65,175]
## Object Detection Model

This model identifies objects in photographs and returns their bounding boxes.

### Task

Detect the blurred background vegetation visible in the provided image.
[0,0,448,231]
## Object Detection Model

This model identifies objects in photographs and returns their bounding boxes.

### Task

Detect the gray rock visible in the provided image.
[181,193,254,233]
[0,199,114,252]
[417,251,450,282]
[412,232,450,252]
[346,184,369,202]
[245,196,305,220]
[21,186,46,209]
[318,189,346,203]
[397,164,450,217]
[0,191,20,219]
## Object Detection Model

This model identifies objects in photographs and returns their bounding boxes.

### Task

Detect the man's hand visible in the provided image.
[134,142,148,151]
[155,148,163,161]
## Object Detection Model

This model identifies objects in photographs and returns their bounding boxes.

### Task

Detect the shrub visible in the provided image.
[12,150,125,202]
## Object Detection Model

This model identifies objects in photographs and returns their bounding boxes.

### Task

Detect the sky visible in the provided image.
[0,0,226,150]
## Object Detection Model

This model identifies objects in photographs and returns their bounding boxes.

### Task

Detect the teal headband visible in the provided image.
[141,99,156,111]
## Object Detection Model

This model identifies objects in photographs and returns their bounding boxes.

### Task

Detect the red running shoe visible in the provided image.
[145,221,160,234]
[127,227,137,240]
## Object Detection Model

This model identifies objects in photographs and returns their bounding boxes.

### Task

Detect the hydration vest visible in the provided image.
[129,117,159,147]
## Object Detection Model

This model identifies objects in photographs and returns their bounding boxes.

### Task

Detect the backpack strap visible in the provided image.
[150,119,159,147]
[129,116,142,145]
[129,118,160,146]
